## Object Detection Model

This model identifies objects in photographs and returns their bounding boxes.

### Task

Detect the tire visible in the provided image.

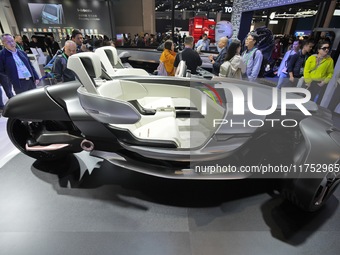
[7,118,72,161]
[282,173,340,212]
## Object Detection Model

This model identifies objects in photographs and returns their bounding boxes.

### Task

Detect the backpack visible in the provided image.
[157,61,168,76]
[253,49,268,78]
[43,49,63,73]
[174,52,187,77]
[46,54,68,85]
[219,57,235,78]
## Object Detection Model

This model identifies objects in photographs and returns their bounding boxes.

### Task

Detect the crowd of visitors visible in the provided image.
[0,27,339,114]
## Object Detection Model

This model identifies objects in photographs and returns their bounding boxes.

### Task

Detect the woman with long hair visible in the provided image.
[219,39,246,79]
[159,40,176,76]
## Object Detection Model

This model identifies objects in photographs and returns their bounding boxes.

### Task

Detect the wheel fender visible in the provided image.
[285,117,340,210]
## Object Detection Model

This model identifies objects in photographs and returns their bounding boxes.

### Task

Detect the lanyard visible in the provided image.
[62,53,68,61]
[16,43,23,51]
[243,48,257,65]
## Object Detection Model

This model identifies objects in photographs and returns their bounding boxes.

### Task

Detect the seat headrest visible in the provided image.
[68,52,102,79]
[68,52,102,94]
[94,46,119,75]
[95,46,119,66]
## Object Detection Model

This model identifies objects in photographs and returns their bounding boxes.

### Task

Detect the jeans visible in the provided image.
[308,81,326,104]
[277,72,288,89]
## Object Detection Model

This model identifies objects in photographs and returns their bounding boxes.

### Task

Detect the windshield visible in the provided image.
[43,5,58,16]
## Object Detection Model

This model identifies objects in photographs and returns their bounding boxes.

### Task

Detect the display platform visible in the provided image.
[0,151,340,255]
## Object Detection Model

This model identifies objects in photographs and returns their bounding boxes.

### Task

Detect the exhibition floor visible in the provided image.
[0,151,340,255]
[1,91,340,254]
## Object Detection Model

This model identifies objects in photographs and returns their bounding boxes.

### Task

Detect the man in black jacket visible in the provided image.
[281,40,314,88]
[174,36,202,75]
[52,40,77,83]
[208,37,229,76]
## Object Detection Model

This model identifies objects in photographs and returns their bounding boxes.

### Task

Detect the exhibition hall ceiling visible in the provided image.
[155,0,339,14]
[155,0,234,12]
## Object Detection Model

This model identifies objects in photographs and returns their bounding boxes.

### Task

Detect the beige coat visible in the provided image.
[219,54,246,79]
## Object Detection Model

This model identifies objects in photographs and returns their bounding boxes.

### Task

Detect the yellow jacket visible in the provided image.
[160,49,176,76]
[304,54,334,84]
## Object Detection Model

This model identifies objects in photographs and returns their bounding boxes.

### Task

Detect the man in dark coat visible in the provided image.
[52,40,77,83]
[0,34,39,95]
[174,36,202,75]
[208,37,229,76]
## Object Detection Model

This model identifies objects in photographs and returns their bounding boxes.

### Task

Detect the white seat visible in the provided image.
[97,79,147,101]
[95,46,149,77]
[132,116,181,147]
[98,80,180,147]
[111,68,149,76]
[138,97,174,110]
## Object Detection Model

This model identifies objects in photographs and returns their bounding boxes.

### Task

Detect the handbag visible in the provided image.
[157,61,168,76]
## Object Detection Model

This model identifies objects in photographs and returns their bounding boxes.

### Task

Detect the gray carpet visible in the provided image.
[1,87,340,255]
[0,151,340,255]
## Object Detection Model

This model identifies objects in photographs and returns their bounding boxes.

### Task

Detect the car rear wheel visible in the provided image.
[282,173,340,212]
[7,118,73,161]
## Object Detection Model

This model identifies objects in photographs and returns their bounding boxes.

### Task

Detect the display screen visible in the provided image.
[116,34,124,40]
[13,0,111,38]
[294,30,311,36]
[28,3,65,24]
[44,4,58,17]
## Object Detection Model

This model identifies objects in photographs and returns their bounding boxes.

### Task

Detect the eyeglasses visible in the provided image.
[320,47,330,51]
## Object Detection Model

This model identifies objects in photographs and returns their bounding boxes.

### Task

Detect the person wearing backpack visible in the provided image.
[219,39,245,79]
[158,40,176,76]
[52,40,77,83]
[304,40,334,103]
[242,32,263,82]
[174,36,202,75]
